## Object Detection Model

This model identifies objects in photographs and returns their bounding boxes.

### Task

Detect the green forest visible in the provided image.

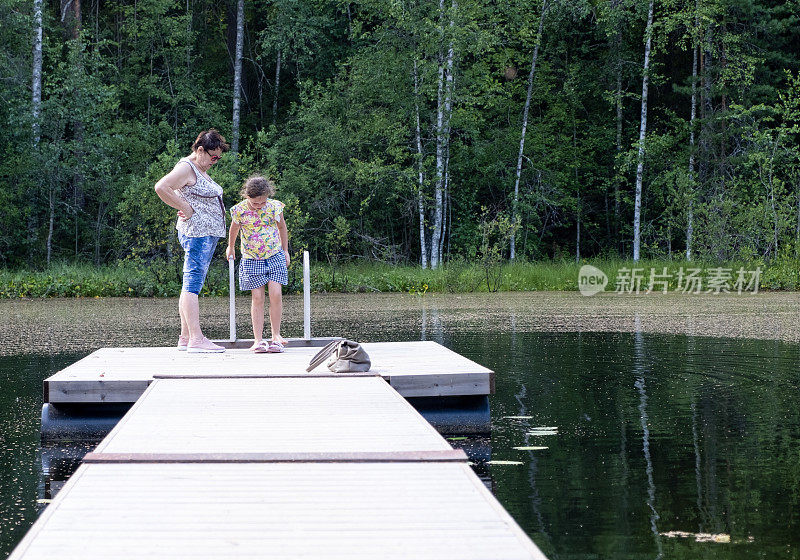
[1,0,799,272]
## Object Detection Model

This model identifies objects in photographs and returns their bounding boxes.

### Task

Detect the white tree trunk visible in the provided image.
[46,188,54,265]
[440,21,455,263]
[687,34,698,261]
[231,0,244,152]
[272,49,281,124]
[430,60,445,269]
[510,0,546,261]
[430,0,455,269]
[94,201,105,265]
[615,48,622,241]
[413,60,428,269]
[440,150,449,260]
[186,0,191,74]
[574,122,580,262]
[32,0,43,143]
[632,0,654,262]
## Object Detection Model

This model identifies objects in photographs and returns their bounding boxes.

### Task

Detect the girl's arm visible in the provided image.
[277,217,290,266]
[226,221,241,260]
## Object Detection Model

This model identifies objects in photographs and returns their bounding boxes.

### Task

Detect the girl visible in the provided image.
[226,176,290,353]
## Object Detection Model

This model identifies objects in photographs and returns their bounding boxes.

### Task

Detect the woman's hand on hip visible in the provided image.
[177,205,195,221]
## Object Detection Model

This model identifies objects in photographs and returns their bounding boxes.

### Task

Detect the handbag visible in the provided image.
[306,339,371,373]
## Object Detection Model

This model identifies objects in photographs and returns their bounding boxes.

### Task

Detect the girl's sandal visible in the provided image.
[266,341,285,353]
[252,341,268,354]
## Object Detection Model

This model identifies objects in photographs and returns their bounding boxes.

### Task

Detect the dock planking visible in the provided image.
[44,341,494,404]
[15,342,550,559]
[89,377,457,456]
[9,462,546,560]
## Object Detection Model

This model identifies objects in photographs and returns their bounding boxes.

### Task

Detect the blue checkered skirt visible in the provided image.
[239,251,288,290]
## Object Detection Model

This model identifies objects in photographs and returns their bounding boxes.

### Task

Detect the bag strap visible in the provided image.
[306,339,342,372]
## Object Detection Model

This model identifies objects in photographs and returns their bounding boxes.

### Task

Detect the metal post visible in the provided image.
[303,251,311,340]
[228,257,236,342]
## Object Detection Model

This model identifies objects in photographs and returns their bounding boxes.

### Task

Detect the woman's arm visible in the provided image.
[154,163,195,219]
[226,221,241,260]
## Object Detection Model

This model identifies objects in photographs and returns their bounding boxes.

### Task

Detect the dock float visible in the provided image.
[43,341,493,403]
[41,340,494,437]
[14,373,547,559]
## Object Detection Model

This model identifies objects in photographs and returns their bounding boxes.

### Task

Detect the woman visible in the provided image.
[154,129,229,353]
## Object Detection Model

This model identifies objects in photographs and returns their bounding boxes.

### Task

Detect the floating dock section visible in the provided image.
[13,365,547,559]
[43,341,493,402]
[42,340,494,437]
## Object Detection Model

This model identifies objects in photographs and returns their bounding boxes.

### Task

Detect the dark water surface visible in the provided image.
[2,319,800,558]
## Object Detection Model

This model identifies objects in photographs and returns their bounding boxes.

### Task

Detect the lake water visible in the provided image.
[2,298,800,559]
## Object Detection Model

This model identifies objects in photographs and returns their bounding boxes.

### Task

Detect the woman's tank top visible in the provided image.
[175,158,226,238]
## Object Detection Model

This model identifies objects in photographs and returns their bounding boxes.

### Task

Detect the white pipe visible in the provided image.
[228,257,236,342]
[303,251,311,340]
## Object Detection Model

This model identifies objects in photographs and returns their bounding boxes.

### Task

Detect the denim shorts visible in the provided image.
[178,233,220,294]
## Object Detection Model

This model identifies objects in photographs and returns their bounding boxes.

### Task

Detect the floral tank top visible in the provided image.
[175,158,226,238]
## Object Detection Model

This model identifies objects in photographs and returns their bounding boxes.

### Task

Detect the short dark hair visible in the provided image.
[241,175,276,198]
[192,129,230,153]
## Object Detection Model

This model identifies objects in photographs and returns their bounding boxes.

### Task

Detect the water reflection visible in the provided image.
[4,328,800,559]
[0,353,83,556]
[420,300,444,344]
[482,331,800,559]
[40,443,94,499]
[635,369,662,558]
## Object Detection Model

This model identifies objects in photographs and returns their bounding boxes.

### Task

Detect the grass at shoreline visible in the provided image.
[1,257,798,298]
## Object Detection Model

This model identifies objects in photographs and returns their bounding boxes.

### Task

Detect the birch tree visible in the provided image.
[430,0,456,269]
[272,49,281,124]
[611,0,625,247]
[32,0,43,143]
[509,0,546,261]
[686,0,699,260]
[430,52,446,269]
[231,0,244,152]
[632,0,654,262]
[413,59,428,269]
[439,23,455,262]
[32,0,44,260]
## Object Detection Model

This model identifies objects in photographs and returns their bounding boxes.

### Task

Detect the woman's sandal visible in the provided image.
[252,341,268,354]
[266,340,285,353]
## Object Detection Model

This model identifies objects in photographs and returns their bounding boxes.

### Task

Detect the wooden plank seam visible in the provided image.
[83,450,469,463]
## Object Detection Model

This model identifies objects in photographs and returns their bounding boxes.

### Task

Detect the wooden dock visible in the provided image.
[13,365,547,559]
[43,341,494,404]
[87,377,458,457]
[11,462,544,559]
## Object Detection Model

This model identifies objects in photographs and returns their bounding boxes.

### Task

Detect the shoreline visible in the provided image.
[2,291,799,356]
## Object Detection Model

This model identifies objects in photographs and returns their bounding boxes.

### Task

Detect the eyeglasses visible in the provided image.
[202,148,222,162]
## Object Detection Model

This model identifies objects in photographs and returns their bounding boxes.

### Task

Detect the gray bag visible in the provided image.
[306,339,371,373]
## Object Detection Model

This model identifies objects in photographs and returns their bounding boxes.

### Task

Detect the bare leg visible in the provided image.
[179,291,204,343]
[250,286,266,349]
[267,280,286,343]
[178,300,189,339]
